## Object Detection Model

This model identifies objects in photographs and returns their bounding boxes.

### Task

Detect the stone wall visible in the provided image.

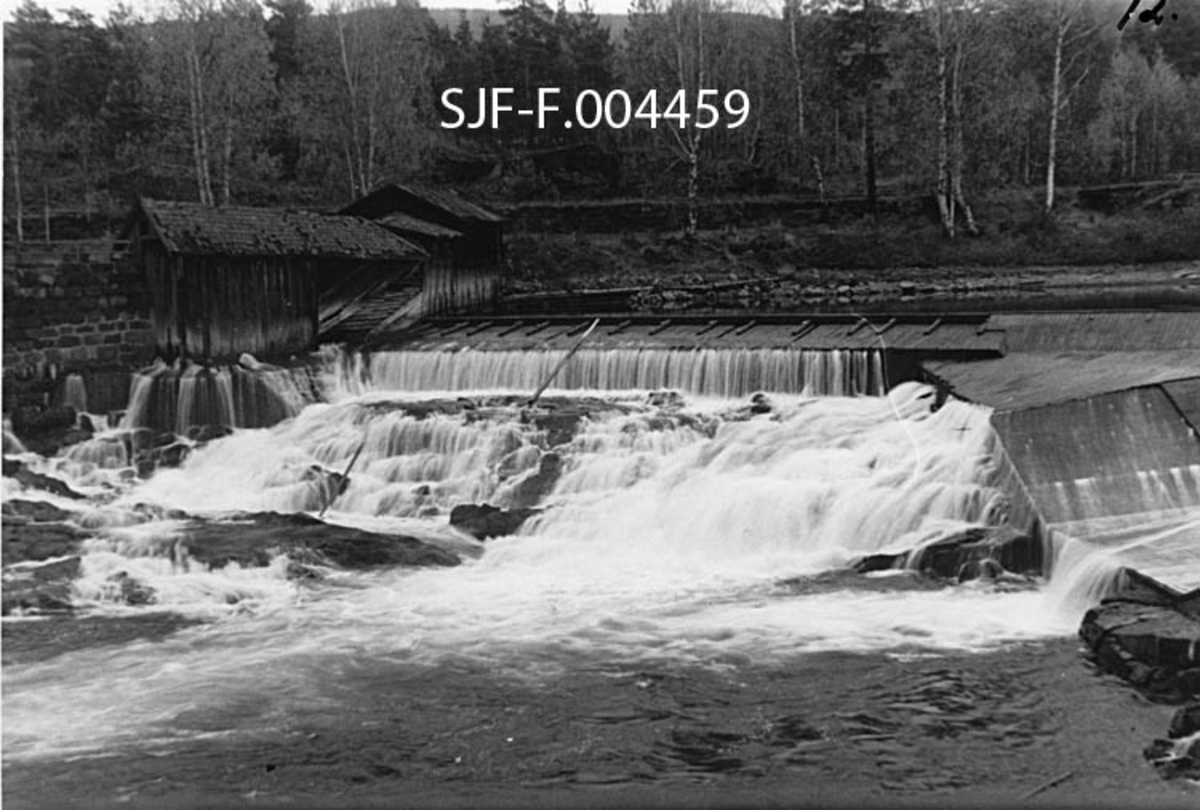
[3,241,155,415]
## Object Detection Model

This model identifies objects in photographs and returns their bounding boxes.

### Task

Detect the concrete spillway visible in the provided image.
[923,310,1200,594]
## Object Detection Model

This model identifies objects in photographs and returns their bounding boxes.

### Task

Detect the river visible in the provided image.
[1,349,1194,807]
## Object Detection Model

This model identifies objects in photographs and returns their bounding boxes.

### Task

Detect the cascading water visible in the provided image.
[347,347,886,398]
[0,347,1156,768]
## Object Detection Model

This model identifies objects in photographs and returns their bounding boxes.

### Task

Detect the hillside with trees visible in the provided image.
[4,0,1199,241]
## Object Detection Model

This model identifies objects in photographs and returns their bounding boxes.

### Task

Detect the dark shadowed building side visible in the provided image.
[126,198,426,362]
[338,183,506,324]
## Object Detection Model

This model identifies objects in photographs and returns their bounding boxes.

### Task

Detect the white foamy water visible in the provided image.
[344,347,886,399]
[0,379,1114,762]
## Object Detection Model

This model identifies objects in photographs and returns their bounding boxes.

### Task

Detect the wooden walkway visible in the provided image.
[380,313,1002,354]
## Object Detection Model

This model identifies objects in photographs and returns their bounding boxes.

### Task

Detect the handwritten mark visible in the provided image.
[1118,0,1178,30]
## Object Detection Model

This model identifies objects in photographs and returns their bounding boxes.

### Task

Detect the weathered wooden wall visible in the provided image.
[143,244,317,361]
[422,261,497,316]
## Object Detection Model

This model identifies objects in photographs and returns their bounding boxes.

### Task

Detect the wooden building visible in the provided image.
[126,198,425,361]
[339,183,506,320]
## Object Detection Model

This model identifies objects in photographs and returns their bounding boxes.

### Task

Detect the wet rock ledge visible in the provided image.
[1079,569,1200,703]
[2,458,460,617]
[1079,568,1200,783]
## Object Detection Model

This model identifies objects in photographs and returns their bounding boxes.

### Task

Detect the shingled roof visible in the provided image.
[378,211,462,239]
[339,183,505,225]
[135,198,426,260]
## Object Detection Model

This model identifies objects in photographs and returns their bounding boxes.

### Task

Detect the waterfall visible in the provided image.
[118,360,315,436]
[6,378,1139,764]
[61,373,89,413]
[341,347,886,399]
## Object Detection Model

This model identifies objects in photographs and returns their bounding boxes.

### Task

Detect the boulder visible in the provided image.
[2,556,82,615]
[1080,598,1200,701]
[450,503,540,540]
[1169,704,1200,739]
[749,392,773,414]
[905,526,1041,581]
[107,571,156,606]
[851,526,1040,581]
[1144,735,1200,781]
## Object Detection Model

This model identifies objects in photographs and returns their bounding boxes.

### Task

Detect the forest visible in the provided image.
[4,0,1199,240]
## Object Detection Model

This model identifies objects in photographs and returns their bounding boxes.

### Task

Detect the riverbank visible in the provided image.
[505,202,1200,303]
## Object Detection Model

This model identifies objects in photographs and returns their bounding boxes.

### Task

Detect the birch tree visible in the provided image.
[921,0,979,237]
[624,0,722,235]
[146,0,276,204]
[301,0,436,198]
[1043,0,1092,213]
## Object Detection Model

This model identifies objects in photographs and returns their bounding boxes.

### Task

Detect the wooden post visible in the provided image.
[527,319,599,407]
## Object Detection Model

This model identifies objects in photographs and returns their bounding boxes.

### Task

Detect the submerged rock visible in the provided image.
[2,499,77,524]
[506,453,563,509]
[2,520,88,565]
[450,503,540,540]
[2,556,82,615]
[179,511,459,570]
[2,613,204,666]
[2,459,87,500]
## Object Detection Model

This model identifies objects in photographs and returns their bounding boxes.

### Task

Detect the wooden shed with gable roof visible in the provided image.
[339,183,506,320]
[127,198,426,361]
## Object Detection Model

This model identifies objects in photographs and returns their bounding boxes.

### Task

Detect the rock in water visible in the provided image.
[506,453,562,509]
[2,521,88,565]
[2,556,82,615]
[2,499,78,524]
[179,512,459,570]
[1169,705,1200,739]
[851,526,1040,582]
[449,504,540,540]
[107,571,156,606]
[1,460,87,500]
[1080,585,1200,702]
[905,526,1041,581]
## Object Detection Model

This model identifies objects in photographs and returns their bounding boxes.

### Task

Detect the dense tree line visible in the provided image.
[4,0,1199,239]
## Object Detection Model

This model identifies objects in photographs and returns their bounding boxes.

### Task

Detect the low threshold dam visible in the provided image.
[3,309,1199,807]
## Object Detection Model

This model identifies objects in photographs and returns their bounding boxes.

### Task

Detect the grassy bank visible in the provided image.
[505,194,1200,295]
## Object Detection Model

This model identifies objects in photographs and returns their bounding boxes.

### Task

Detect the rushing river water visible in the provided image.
[2,351,1193,807]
